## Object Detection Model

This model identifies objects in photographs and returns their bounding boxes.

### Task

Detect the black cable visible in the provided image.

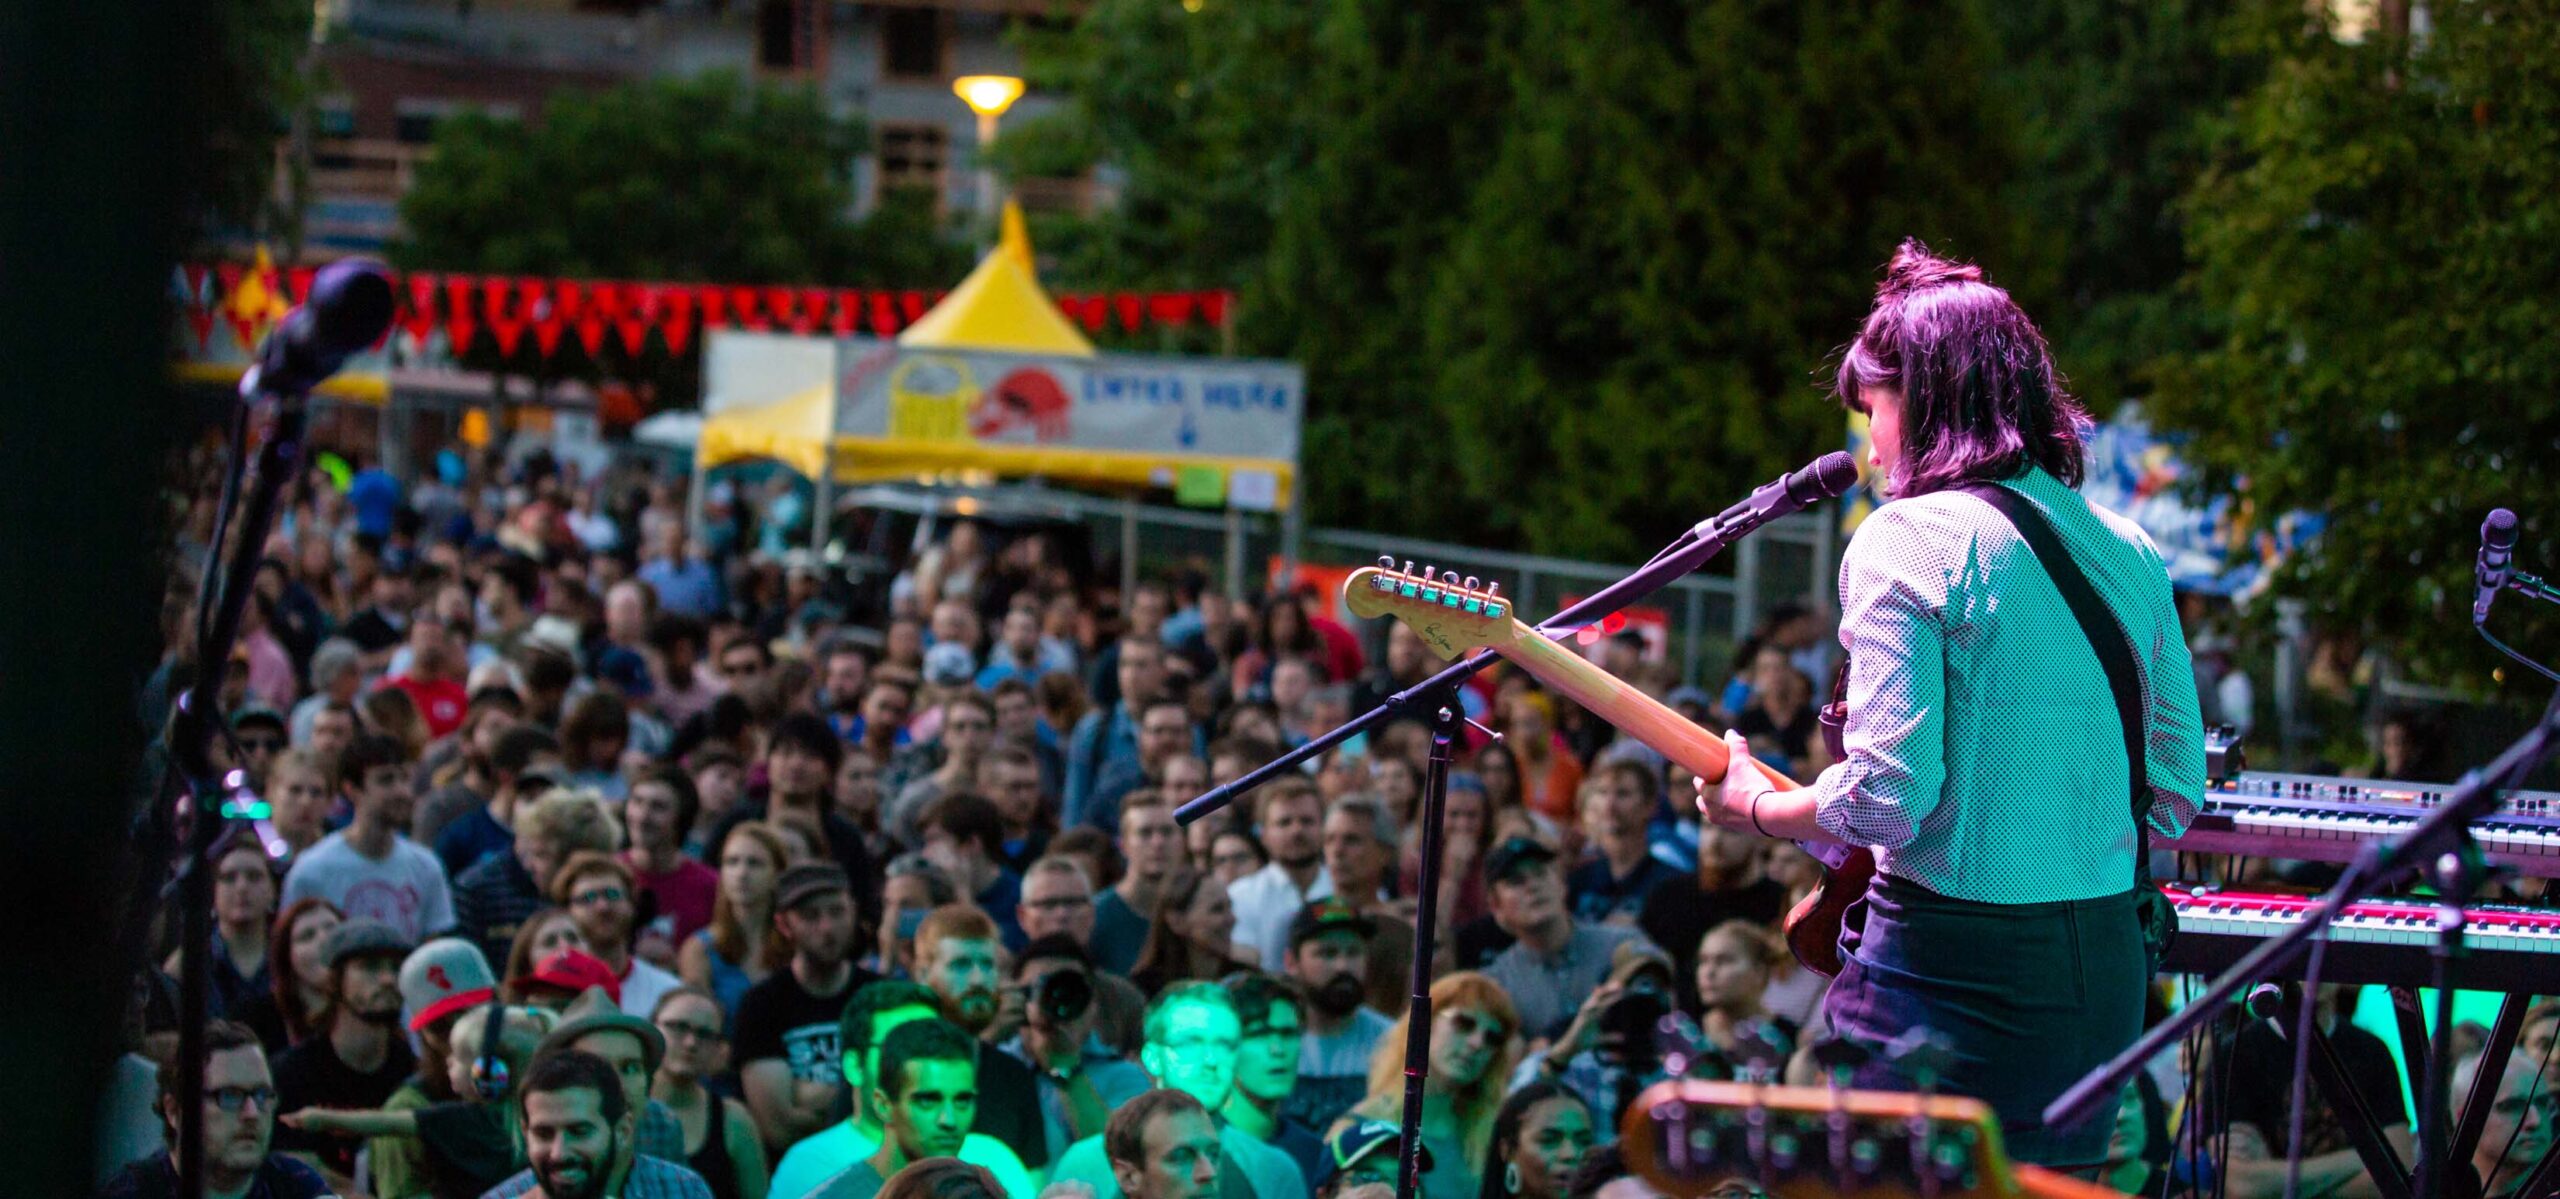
[195,403,253,648]
[2282,857,2369,1199]
[2477,624,2560,686]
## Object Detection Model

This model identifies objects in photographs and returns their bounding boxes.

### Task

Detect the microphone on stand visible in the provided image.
[242,258,396,398]
[2476,508,2519,626]
[1690,451,1862,540]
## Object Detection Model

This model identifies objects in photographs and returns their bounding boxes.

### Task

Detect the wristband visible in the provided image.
[1750,789,1772,838]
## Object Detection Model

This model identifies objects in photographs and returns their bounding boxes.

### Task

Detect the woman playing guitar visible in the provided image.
[1698,240,2207,1167]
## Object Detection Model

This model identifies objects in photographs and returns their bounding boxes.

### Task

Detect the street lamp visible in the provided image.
[953,75,1025,218]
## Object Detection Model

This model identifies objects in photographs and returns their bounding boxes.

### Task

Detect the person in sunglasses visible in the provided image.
[98,1019,334,1199]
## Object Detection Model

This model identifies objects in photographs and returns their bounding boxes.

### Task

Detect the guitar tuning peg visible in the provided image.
[1809,1036,1875,1086]
[1401,560,1416,576]
[1484,581,1500,599]
[1463,575,1480,592]
[1422,565,1437,581]
[1376,555,1396,570]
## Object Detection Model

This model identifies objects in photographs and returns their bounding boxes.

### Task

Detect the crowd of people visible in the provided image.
[107,446,2555,1199]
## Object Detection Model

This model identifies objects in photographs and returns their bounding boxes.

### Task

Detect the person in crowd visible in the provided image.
[281,732,454,945]
[1317,797,1418,1014]
[1230,779,1332,972]
[920,793,1028,951]
[1497,694,1581,829]
[1344,974,1519,1199]
[1129,868,1243,998]
[372,936,502,1198]
[1015,858,1148,1051]
[888,691,999,846]
[979,604,1078,692]
[649,987,770,1199]
[1050,984,1310,1199]
[458,788,622,967]
[164,830,277,1022]
[552,851,686,1018]
[818,636,875,734]
[834,745,892,858]
[848,675,919,777]
[1231,594,1326,705]
[263,748,338,862]
[649,614,728,728]
[1515,944,1679,1139]
[1067,637,1171,829]
[879,1160,1007,1199]
[873,855,960,979]
[686,748,749,855]
[483,1049,716,1199]
[1636,826,1785,1015]
[290,639,366,747]
[1106,1089,1224,1199]
[236,898,342,1054]
[2208,985,2413,1199]
[1097,798,1190,974]
[1567,763,1681,926]
[734,863,879,1154]
[1086,700,1200,839]
[679,822,788,1018]
[623,768,718,959]
[2453,1048,2557,1197]
[1002,935,1152,1144]
[1728,649,1824,781]
[990,679,1066,801]
[1283,902,1394,1135]
[272,919,420,1177]
[1210,829,1268,889]
[231,705,290,793]
[808,1018,985,1199]
[1688,922,1797,1058]
[1480,1086,1594,1199]
[277,1001,560,1199]
[538,986,694,1164]
[913,906,1055,1170]
[502,910,594,999]
[704,713,881,932]
[981,745,1055,875]
[558,691,638,802]
[769,980,1039,1199]
[433,725,563,877]
[1223,973,1323,1182]
[97,1020,333,1199]
[387,612,471,739]
[1475,839,1657,1042]
[1314,1120,1428,1199]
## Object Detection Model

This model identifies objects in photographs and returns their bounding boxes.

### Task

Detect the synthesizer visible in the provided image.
[2162,771,2560,879]
[2156,884,2560,991]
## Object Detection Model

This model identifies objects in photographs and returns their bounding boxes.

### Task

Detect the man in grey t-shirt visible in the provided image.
[1476,838,1655,1042]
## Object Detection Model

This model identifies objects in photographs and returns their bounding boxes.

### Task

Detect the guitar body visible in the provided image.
[1342,563,1866,977]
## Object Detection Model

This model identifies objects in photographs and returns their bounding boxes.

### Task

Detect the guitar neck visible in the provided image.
[1497,623,1799,792]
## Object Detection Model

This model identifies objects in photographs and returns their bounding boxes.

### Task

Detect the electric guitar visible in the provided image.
[1343,560,1872,976]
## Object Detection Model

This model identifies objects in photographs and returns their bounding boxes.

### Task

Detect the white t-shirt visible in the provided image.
[281,831,456,943]
[1228,862,1333,973]
[618,957,685,1020]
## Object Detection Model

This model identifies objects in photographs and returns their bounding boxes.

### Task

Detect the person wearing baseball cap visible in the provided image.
[402,937,498,1034]
[1315,1119,1431,1199]
[512,947,622,1012]
[271,920,419,1176]
[1285,899,1391,1135]
[1476,837,1661,1042]
[371,937,501,1198]
[736,863,881,1153]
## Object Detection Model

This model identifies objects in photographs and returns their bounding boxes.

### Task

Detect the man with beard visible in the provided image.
[1636,824,1786,1014]
[1107,1090,1223,1199]
[914,906,1054,1172]
[272,920,420,1178]
[809,1018,984,1199]
[282,733,455,944]
[1280,902,1391,1133]
[887,691,999,847]
[1228,780,1331,973]
[767,982,1039,1199]
[1477,839,1657,1043]
[1220,974,1322,1183]
[1045,984,1310,1199]
[487,1050,712,1199]
[98,1020,333,1199]
[979,746,1051,875]
[734,864,880,1154]
[1000,936,1151,1144]
[1315,797,1415,1014]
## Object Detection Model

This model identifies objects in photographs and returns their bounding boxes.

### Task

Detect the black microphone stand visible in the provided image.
[2045,682,2560,1199]
[1174,455,1851,1199]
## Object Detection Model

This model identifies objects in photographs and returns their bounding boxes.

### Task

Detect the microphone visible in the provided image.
[242,258,396,397]
[2476,508,2518,625]
[1692,451,1862,539]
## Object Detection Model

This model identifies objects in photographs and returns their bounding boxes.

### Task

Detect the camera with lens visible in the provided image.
[1026,967,1094,1025]
[1594,988,1668,1064]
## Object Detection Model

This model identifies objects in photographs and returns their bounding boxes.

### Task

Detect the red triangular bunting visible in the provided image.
[765,287,800,326]
[575,316,608,357]
[697,287,727,329]
[533,317,565,358]
[661,290,697,355]
[553,282,585,322]
[616,317,650,356]
[897,291,927,323]
[185,308,217,351]
[491,314,528,357]
[215,261,245,302]
[1201,290,1232,327]
[832,290,863,336]
[1114,294,1145,331]
[869,292,900,335]
[517,277,548,313]
[796,287,830,335]
[1147,293,1196,325]
[446,277,477,319]
[482,276,513,317]
[446,312,479,355]
[406,272,439,316]
[287,266,316,306]
[398,306,437,346]
[729,287,766,330]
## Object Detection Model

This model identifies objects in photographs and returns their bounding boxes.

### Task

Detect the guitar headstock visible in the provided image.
[1620,1080,2015,1199]
[1341,558,1520,661]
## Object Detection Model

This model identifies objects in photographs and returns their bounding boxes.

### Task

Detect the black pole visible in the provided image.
[168,398,309,1198]
[1395,691,1464,1199]
[2413,840,2488,1199]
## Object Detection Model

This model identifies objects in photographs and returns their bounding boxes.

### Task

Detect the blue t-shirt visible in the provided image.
[347,468,401,537]
[1090,888,1151,976]
[433,804,513,878]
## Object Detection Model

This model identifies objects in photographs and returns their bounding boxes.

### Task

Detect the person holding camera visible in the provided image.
[1513,943,1679,1142]
[1475,839,1659,1044]
[999,935,1152,1142]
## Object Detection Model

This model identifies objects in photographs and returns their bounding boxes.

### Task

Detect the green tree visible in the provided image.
[198,0,317,243]
[2149,1,2560,682]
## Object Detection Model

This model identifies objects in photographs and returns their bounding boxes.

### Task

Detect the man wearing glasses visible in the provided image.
[1046,983,1313,1199]
[550,852,684,1020]
[99,1019,336,1198]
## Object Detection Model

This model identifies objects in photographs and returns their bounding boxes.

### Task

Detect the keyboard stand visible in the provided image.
[2261,983,2414,1199]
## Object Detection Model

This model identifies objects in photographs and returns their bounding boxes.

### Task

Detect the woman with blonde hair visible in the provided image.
[1345,972,1521,1199]
[679,821,790,1016]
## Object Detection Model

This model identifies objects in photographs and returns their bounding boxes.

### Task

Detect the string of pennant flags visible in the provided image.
[172,257,1238,362]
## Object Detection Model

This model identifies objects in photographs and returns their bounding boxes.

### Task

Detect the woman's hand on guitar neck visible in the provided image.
[1698,730,1824,841]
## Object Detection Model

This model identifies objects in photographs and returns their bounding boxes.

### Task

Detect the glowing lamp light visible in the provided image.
[952,75,1026,120]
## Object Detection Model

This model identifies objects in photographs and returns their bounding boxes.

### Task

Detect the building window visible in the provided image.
[880,8,945,80]
[876,122,948,198]
[758,0,823,74]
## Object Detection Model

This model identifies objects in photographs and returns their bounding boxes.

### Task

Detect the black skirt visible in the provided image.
[1822,872,2143,1166]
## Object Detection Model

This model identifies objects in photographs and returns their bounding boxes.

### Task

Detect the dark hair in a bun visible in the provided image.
[1832,239,2088,495]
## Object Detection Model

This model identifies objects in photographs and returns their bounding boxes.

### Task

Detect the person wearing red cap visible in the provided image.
[514,948,623,1013]
[373,937,501,1197]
